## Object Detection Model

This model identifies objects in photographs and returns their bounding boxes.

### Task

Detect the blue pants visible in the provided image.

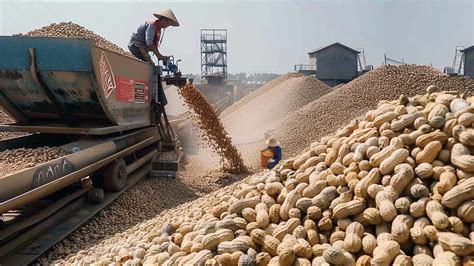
[128,45,147,61]
[267,162,277,169]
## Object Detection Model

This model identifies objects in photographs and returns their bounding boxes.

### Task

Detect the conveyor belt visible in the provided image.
[0,162,152,265]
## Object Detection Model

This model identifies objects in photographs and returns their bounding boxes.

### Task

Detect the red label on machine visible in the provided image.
[115,77,149,103]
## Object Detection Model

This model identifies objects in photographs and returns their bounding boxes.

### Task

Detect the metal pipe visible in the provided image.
[0,136,157,214]
[0,141,117,202]
[0,187,89,242]
[126,149,157,175]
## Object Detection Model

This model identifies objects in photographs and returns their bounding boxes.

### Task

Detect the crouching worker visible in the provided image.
[261,138,282,169]
[128,9,179,107]
[128,9,179,64]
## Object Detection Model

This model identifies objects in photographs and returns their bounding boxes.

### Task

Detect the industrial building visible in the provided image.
[295,42,369,87]
[443,45,474,78]
[461,45,474,78]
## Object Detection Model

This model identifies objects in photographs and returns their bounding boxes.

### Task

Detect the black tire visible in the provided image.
[87,188,105,204]
[90,172,105,189]
[104,159,127,192]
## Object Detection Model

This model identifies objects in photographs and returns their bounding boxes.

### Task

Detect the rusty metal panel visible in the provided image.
[90,47,153,129]
[0,36,155,134]
[0,70,59,120]
[40,71,109,121]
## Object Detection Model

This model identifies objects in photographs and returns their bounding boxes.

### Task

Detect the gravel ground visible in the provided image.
[40,172,257,264]
[43,89,474,265]
[275,64,474,157]
[37,65,474,263]
[40,117,249,263]
[40,153,248,263]
[39,177,200,262]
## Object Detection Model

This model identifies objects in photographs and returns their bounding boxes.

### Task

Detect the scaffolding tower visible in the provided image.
[452,46,465,74]
[201,29,227,85]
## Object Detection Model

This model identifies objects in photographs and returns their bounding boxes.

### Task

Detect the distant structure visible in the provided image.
[312,42,361,87]
[295,42,371,87]
[383,53,406,65]
[200,29,227,86]
[443,45,474,78]
[462,45,474,78]
[356,48,372,73]
[446,46,465,75]
[293,64,317,76]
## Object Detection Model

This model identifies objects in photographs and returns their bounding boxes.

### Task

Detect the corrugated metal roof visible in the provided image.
[308,42,360,55]
[462,45,474,53]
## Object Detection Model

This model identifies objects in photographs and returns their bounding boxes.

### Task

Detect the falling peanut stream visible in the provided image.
[178,84,247,173]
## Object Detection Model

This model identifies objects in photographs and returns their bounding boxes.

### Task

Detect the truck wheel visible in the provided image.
[91,172,105,189]
[104,159,127,192]
[87,188,104,204]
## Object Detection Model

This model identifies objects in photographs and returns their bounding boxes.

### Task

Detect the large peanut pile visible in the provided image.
[220,73,304,119]
[276,65,474,157]
[17,22,135,60]
[178,84,247,173]
[44,88,474,265]
[222,76,330,145]
[221,76,330,170]
[41,174,254,264]
[0,147,69,176]
[40,162,246,263]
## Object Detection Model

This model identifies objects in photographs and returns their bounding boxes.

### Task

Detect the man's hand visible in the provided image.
[148,44,169,64]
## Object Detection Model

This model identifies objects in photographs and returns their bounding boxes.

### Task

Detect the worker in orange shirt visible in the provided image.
[263,137,282,169]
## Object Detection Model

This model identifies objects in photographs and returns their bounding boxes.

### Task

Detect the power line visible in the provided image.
[30,3,49,24]
[9,2,37,28]
[42,3,61,21]
[0,7,33,32]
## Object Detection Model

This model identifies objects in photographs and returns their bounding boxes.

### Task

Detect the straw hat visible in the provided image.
[153,9,180,27]
[266,138,280,147]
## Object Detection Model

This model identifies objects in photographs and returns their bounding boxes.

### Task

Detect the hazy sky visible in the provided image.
[0,0,473,74]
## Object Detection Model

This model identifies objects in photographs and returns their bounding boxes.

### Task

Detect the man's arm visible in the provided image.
[145,24,169,63]
[147,44,169,62]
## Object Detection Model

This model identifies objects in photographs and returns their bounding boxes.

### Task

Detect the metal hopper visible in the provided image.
[0,36,159,134]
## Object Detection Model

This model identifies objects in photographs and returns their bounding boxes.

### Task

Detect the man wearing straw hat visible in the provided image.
[128,9,180,64]
[264,137,282,169]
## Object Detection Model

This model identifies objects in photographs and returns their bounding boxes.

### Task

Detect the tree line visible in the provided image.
[183,73,281,83]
